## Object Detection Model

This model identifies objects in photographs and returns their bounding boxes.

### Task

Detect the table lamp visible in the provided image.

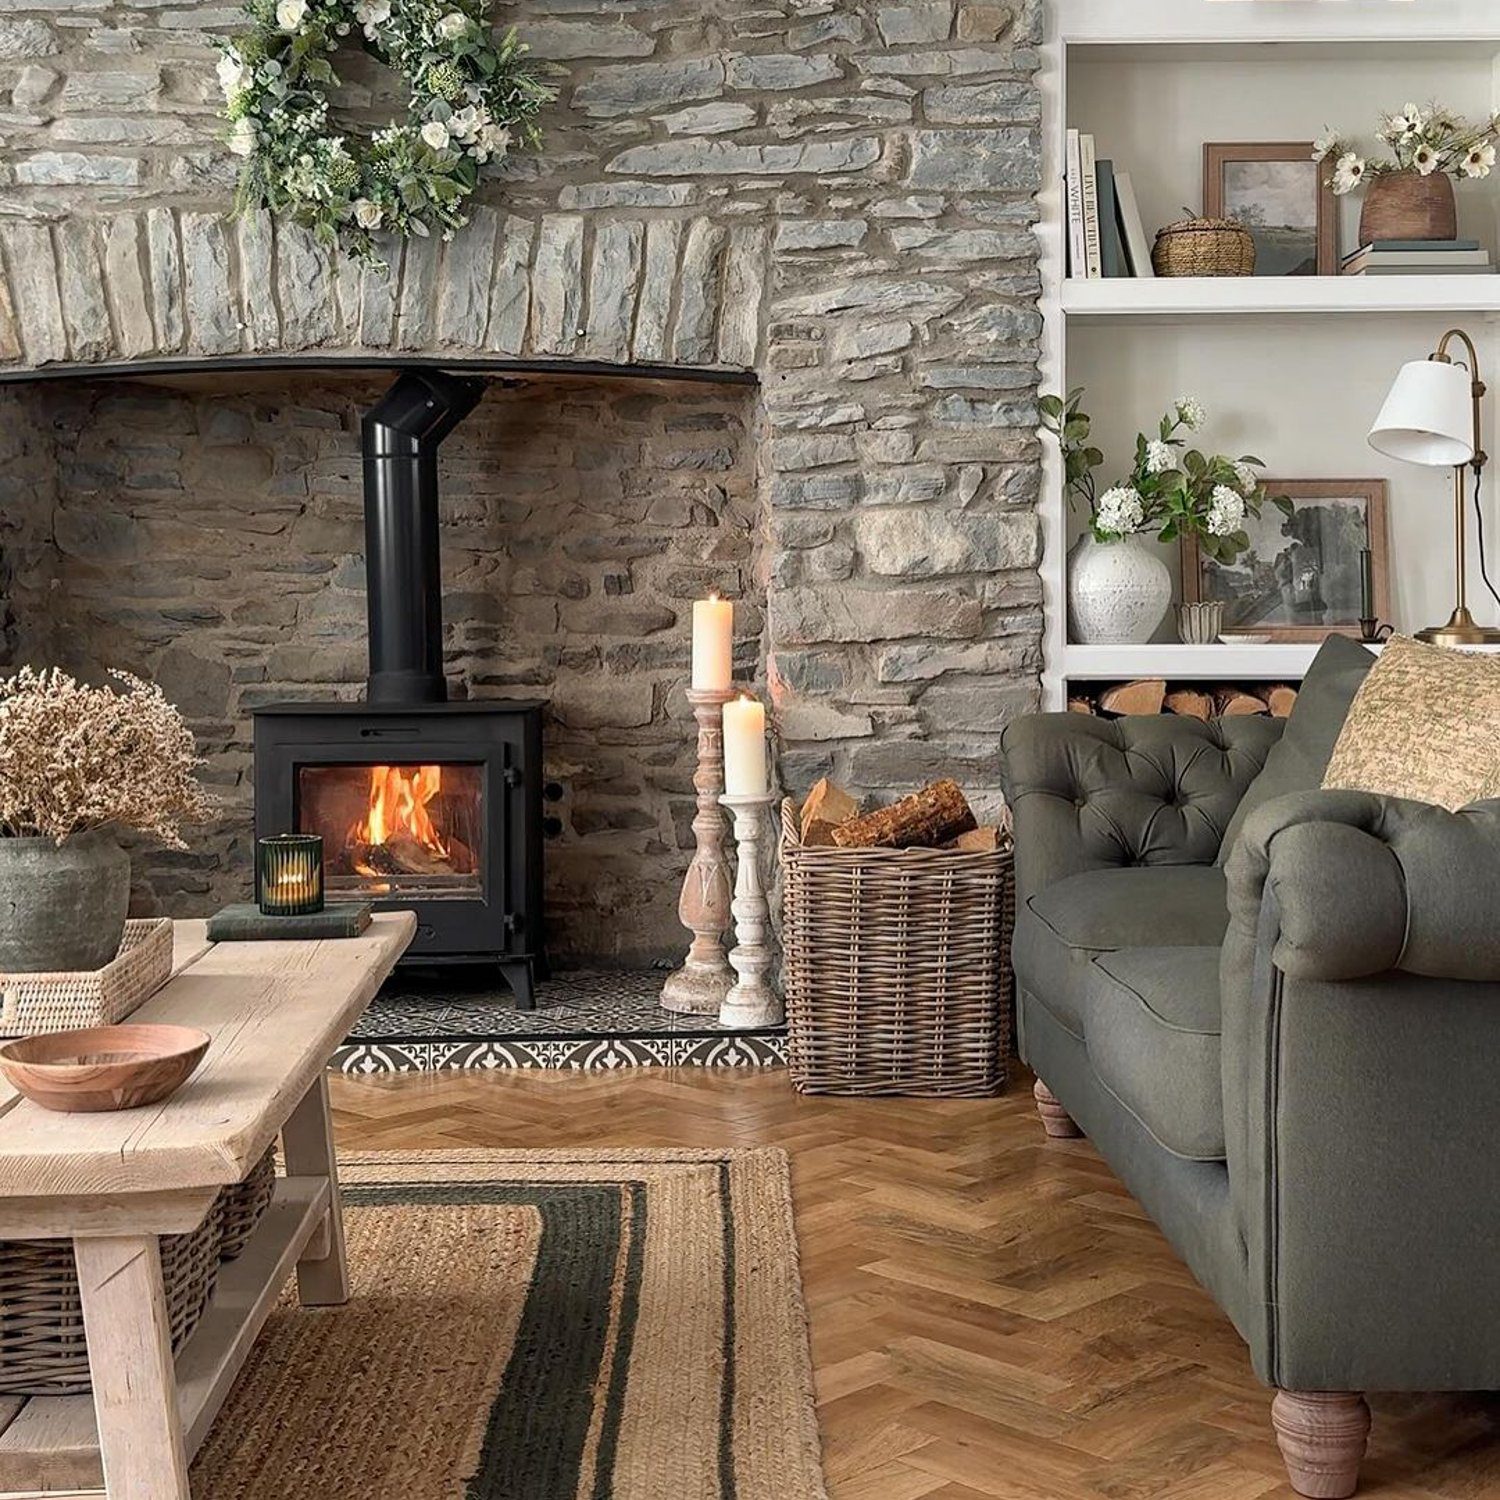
[1368,328,1500,645]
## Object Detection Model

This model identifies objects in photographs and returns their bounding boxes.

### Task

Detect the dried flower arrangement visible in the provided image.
[1316,103,1500,194]
[0,667,213,847]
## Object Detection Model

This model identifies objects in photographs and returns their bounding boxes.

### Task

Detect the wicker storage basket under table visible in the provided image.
[0,917,174,1038]
[0,1146,277,1398]
[781,800,1015,1098]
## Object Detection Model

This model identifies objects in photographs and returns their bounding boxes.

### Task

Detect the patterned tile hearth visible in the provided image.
[334,968,787,1074]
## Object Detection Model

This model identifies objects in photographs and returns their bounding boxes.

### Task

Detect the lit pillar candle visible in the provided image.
[722,694,767,796]
[691,592,734,692]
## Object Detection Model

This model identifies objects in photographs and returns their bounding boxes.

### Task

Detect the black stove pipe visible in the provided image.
[361,369,484,705]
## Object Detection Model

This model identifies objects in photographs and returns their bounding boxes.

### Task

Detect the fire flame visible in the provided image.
[350,765,449,870]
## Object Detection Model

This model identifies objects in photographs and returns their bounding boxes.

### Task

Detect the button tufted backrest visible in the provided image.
[1000,713,1285,903]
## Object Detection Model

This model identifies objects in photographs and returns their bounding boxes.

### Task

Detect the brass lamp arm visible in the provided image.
[1433,328,1488,474]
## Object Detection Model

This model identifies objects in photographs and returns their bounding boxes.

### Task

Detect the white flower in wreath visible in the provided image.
[1232,460,1259,497]
[437,11,470,39]
[1096,485,1145,536]
[354,0,391,37]
[475,122,511,160]
[352,198,384,230]
[276,0,308,32]
[1207,485,1246,538]
[217,52,246,98]
[420,119,451,151]
[1464,142,1497,180]
[449,104,481,141]
[1144,439,1175,476]
[228,116,259,157]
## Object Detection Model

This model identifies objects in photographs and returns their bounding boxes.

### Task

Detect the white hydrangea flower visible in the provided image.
[217,52,246,98]
[228,116,259,158]
[420,120,451,151]
[352,198,383,230]
[1174,396,1206,431]
[1207,485,1247,537]
[1332,152,1367,195]
[1311,129,1339,161]
[276,0,308,32]
[1096,485,1146,536]
[437,11,469,39]
[1232,461,1258,497]
[1144,439,1175,476]
[355,0,392,37]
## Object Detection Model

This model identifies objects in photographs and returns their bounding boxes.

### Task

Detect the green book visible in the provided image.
[207,902,374,942]
[1096,159,1125,278]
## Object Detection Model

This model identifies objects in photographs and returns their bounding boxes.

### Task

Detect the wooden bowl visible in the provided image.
[0,1024,211,1112]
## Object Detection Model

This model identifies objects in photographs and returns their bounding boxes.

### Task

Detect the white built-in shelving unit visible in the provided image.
[1038,0,1500,708]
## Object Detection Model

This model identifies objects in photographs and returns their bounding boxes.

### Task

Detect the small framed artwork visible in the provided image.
[1182,480,1390,641]
[1204,142,1338,276]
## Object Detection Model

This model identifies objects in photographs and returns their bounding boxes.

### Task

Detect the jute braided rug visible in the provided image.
[191,1148,827,1500]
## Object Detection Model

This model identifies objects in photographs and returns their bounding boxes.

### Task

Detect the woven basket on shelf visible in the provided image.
[0,917,173,1039]
[219,1146,278,1261]
[0,1145,278,1397]
[780,800,1014,1098]
[1151,216,1256,277]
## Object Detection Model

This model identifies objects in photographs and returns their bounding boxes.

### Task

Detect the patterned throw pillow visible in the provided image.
[1322,634,1500,810]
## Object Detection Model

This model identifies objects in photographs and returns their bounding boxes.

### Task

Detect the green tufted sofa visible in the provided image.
[1000,637,1500,1498]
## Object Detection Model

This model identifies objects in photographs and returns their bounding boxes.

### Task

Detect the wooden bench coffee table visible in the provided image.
[0,912,415,1499]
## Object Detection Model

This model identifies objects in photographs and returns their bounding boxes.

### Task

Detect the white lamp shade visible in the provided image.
[1368,358,1476,467]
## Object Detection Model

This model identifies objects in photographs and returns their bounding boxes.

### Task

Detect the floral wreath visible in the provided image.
[217,0,552,268]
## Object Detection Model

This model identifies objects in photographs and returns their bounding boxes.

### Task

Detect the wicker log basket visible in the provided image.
[1152,216,1256,277]
[0,1146,277,1398]
[780,800,1014,1098]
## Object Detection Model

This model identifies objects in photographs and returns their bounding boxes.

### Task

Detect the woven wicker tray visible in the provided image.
[0,918,174,1039]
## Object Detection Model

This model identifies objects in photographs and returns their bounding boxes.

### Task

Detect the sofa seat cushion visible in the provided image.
[1086,946,1226,1162]
[1012,865,1229,1037]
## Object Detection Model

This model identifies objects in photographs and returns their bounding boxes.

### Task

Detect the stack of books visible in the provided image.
[1065,129,1154,279]
[1341,240,1495,276]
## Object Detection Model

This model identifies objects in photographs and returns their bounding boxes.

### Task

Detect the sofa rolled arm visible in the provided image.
[1000,711,1282,901]
[1227,788,1500,982]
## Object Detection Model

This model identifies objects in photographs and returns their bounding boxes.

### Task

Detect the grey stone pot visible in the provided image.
[0,831,131,973]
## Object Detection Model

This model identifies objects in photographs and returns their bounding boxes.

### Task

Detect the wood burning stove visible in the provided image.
[253,369,545,1008]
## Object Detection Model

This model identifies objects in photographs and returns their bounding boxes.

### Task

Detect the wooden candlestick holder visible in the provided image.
[661,686,737,1015]
[718,791,782,1031]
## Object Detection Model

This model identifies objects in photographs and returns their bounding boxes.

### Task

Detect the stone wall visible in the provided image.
[0,0,1046,939]
[14,370,761,964]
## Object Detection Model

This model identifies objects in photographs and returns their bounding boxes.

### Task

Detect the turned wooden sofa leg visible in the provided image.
[1033,1078,1083,1139]
[1272,1390,1371,1499]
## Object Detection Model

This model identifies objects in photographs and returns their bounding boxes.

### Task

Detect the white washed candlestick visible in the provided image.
[661,686,737,1015]
[718,791,781,1031]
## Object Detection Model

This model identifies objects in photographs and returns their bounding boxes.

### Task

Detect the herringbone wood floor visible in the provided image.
[329,1068,1500,1499]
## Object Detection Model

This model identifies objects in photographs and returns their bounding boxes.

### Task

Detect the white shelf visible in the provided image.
[1061,643,1325,682]
[1062,276,1500,324]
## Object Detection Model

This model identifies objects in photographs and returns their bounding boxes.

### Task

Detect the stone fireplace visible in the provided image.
[0,0,1045,967]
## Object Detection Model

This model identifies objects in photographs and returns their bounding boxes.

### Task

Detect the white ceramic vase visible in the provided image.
[1068,534,1172,645]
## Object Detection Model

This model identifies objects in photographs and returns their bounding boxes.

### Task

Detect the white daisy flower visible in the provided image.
[276,0,307,32]
[1096,486,1146,536]
[1463,142,1496,180]
[1331,153,1367,196]
[420,120,451,151]
[1413,144,1440,176]
[1312,130,1339,161]
[1144,439,1175,476]
[437,11,470,39]
[1207,485,1246,538]
[228,116,259,157]
[1174,396,1206,431]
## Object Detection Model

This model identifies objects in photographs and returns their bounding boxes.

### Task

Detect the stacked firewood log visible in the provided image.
[798,777,1008,851]
[1067,680,1297,719]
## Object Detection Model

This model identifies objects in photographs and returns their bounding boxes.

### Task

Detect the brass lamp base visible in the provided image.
[1415,606,1500,647]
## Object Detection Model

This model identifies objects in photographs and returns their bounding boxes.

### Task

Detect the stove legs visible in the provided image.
[500,959,536,1011]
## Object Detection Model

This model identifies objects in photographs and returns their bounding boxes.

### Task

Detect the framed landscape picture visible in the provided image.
[1182,480,1390,640]
[1204,142,1337,276]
